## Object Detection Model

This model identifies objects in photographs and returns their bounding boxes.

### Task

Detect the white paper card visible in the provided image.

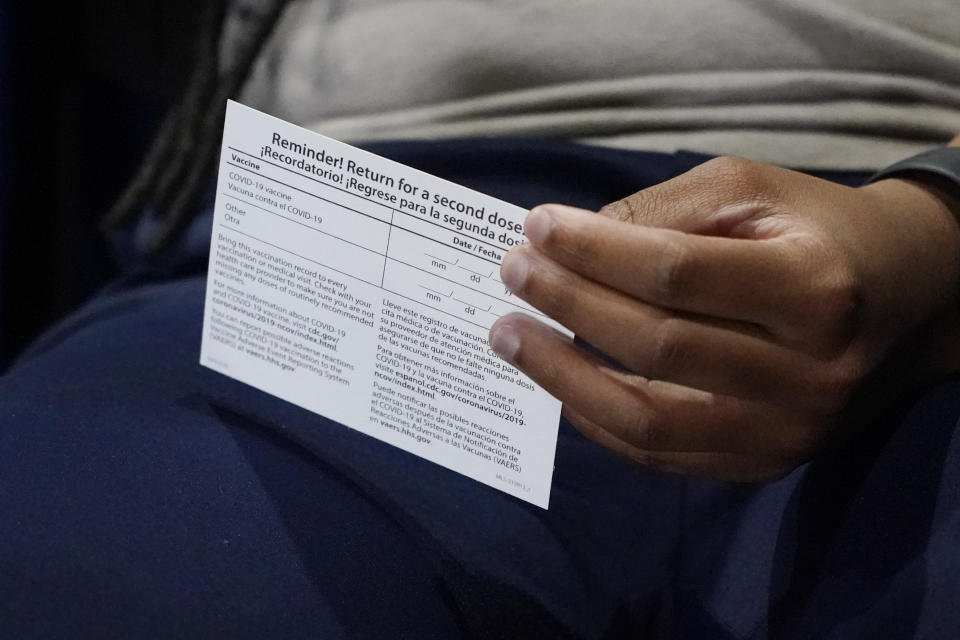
[200,101,569,507]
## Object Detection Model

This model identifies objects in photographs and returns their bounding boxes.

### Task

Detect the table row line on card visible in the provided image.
[215,223,543,332]
[219,190,512,304]
[224,152,513,263]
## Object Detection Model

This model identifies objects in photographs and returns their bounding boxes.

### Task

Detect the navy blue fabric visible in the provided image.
[2,139,959,639]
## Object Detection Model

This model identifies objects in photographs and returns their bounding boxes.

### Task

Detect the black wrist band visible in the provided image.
[865,147,960,197]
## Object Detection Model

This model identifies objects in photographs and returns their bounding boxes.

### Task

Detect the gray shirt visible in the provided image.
[237,0,960,169]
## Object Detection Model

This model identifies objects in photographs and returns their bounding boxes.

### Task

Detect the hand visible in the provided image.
[488,155,960,481]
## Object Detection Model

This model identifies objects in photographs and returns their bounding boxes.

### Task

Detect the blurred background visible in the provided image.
[1,1,201,370]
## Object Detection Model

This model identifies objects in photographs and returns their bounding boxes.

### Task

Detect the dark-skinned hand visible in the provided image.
[489,142,960,481]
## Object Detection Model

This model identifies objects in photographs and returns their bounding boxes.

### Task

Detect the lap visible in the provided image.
[0,276,683,639]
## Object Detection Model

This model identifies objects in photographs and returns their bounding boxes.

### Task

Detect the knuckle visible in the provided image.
[699,155,756,182]
[817,267,865,345]
[810,359,864,414]
[646,318,689,377]
[694,156,772,200]
[625,405,664,451]
[530,353,564,389]
[698,155,749,175]
[653,240,694,302]
[694,156,752,180]
[833,358,866,401]
[624,447,656,468]
[531,269,579,324]
[627,446,669,471]
[784,422,829,460]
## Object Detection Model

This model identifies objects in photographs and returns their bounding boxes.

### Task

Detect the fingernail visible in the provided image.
[525,206,554,245]
[489,321,521,363]
[500,250,530,294]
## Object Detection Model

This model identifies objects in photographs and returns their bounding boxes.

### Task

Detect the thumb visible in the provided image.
[598,156,776,234]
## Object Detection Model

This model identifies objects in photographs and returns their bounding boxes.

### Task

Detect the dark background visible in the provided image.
[1,1,203,369]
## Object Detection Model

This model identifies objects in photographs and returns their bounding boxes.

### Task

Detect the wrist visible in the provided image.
[856,176,960,376]
[861,145,960,300]
[861,145,960,315]
[865,145,960,222]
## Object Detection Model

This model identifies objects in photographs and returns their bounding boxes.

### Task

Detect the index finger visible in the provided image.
[519,204,810,328]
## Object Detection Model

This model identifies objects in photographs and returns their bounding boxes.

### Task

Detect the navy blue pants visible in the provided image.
[2,140,959,638]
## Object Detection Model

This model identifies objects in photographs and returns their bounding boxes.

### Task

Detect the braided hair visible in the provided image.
[102,0,291,255]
